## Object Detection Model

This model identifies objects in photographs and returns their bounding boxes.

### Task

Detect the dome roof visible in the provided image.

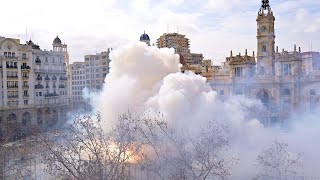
[27,39,34,46]
[140,31,150,41]
[53,36,62,44]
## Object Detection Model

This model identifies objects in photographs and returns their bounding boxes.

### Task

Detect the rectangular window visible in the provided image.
[22,53,27,60]
[310,89,316,96]
[235,67,243,77]
[281,64,292,76]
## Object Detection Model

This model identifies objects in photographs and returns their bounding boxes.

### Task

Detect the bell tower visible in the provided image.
[256,0,275,76]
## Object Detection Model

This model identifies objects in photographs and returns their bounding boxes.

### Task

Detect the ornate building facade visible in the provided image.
[0,36,69,137]
[208,0,320,125]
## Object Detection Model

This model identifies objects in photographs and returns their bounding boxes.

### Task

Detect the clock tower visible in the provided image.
[256,0,275,76]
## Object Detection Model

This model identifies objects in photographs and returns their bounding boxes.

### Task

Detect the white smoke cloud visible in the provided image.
[90,42,320,178]
[92,43,181,126]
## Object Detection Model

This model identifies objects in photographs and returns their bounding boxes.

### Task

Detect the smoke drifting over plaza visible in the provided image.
[0,0,320,179]
[87,43,320,178]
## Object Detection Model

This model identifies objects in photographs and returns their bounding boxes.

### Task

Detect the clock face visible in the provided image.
[260,26,267,33]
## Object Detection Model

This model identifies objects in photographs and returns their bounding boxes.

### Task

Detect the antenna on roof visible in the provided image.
[25,27,28,42]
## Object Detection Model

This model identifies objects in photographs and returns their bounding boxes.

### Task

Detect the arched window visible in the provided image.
[22,112,32,127]
[257,90,269,106]
[310,89,316,96]
[7,113,17,129]
[281,89,291,96]
[262,45,267,53]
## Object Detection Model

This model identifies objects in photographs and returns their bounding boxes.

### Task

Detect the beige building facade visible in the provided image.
[157,33,204,70]
[0,36,69,137]
[69,50,111,109]
[208,1,320,125]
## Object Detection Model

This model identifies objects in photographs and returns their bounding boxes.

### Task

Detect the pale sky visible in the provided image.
[1,0,319,64]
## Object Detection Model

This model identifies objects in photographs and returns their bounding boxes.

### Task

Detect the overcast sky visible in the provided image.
[1,0,319,64]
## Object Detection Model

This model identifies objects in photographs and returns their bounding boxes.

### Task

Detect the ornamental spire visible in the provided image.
[261,0,270,10]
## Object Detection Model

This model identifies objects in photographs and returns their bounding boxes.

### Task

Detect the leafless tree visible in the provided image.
[132,112,236,180]
[38,113,141,180]
[253,140,302,180]
[38,112,235,180]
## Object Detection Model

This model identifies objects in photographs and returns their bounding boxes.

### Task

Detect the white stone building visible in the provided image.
[0,36,69,137]
[208,1,320,125]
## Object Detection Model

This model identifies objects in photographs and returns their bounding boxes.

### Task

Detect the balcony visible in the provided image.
[21,65,31,70]
[35,84,44,89]
[23,95,29,98]
[59,77,67,81]
[34,69,67,73]
[1,55,18,60]
[46,85,50,88]
[23,85,29,88]
[8,95,19,99]
[45,77,50,81]
[6,65,18,69]
[44,92,59,97]
[52,76,57,81]
[7,85,19,89]
[7,75,18,79]
[36,76,42,81]
[59,85,66,88]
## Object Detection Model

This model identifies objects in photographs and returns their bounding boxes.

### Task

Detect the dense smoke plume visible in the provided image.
[88,43,320,178]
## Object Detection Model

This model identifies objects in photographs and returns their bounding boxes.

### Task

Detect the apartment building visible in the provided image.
[0,36,69,136]
[69,50,111,108]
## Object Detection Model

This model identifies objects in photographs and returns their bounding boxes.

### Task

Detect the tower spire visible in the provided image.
[261,0,270,10]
